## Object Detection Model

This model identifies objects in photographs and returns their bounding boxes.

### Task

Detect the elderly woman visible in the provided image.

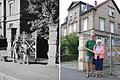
[93,39,104,77]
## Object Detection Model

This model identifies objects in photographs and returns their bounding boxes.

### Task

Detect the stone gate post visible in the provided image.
[48,24,58,65]
[78,34,86,71]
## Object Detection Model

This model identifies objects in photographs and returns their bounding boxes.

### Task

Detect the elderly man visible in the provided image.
[84,33,96,78]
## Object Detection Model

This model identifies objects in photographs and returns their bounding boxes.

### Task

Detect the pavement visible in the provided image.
[61,61,120,80]
[0,50,59,80]
[0,62,59,80]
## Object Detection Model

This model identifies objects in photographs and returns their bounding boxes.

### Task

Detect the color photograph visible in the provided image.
[60,0,120,80]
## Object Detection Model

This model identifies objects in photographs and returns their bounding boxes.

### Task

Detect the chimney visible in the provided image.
[94,0,97,6]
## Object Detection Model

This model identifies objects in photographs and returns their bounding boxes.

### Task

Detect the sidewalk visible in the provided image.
[61,61,120,80]
[0,62,59,80]
[61,61,78,70]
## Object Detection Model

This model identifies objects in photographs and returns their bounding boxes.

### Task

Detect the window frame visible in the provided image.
[69,24,72,33]
[9,23,13,28]
[9,3,14,16]
[109,21,115,33]
[83,18,88,31]
[108,6,115,17]
[99,17,105,31]
[69,14,72,22]
[64,27,67,36]
[74,11,77,19]
[73,22,77,32]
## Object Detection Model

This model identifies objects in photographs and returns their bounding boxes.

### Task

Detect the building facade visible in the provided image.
[60,0,120,70]
[61,0,120,36]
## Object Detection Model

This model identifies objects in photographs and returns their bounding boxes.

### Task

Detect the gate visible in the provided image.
[20,31,48,62]
[96,34,120,76]
[20,31,37,61]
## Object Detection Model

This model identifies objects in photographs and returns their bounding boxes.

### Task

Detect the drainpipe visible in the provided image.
[92,8,96,31]
[109,34,113,75]
[3,0,6,37]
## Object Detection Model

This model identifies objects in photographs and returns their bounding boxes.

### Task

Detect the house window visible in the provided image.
[99,18,105,31]
[74,12,77,19]
[70,15,72,21]
[9,3,14,15]
[9,23,13,28]
[108,7,114,17]
[110,21,115,33]
[0,22,1,29]
[118,24,120,29]
[69,25,72,33]
[73,23,77,32]
[83,18,88,31]
[64,28,67,36]
[0,2,1,6]
[81,4,87,12]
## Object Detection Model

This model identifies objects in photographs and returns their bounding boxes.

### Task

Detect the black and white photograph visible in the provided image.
[0,0,59,80]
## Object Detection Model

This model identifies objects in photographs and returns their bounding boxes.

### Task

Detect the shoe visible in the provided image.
[86,73,89,78]
[95,74,99,78]
[91,73,95,77]
[98,74,102,77]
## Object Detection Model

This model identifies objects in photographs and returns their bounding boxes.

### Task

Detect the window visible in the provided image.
[99,18,105,31]
[69,25,72,33]
[64,16,68,22]
[110,21,115,33]
[0,3,2,16]
[9,3,14,15]
[64,28,67,36]
[118,24,120,29]
[70,15,72,21]
[73,23,77,32]
[0,22,1,29]
[108,7,114,17]
[9,23,13,28]
[74,12,77,19]
[83,18,88,31]
[81,4,87,12]
[0,2,2,6]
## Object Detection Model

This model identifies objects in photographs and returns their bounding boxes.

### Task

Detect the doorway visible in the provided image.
[37,37,48,59]
[11,28,17,47]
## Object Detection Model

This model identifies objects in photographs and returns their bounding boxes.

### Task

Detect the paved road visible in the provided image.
[0,62,59,80]
[61,61,120,80]
[61,67,120,80]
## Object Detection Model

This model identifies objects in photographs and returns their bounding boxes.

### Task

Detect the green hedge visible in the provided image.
[60,33,79,62]
[61,54,78,62]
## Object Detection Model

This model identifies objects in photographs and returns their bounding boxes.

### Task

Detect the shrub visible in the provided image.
[61,54,78,62]
[60,33,79,62]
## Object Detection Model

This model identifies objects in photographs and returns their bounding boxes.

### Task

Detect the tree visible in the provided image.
[27,0,59,39]
[60,33,79,55]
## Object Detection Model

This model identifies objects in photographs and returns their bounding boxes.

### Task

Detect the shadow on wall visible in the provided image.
[37,37,48,59]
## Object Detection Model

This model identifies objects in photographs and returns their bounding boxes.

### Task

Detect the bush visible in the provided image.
[61,54,78,62]
[60,33,79,62]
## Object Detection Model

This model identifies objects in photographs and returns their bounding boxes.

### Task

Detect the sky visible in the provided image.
[60,0,120,25]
